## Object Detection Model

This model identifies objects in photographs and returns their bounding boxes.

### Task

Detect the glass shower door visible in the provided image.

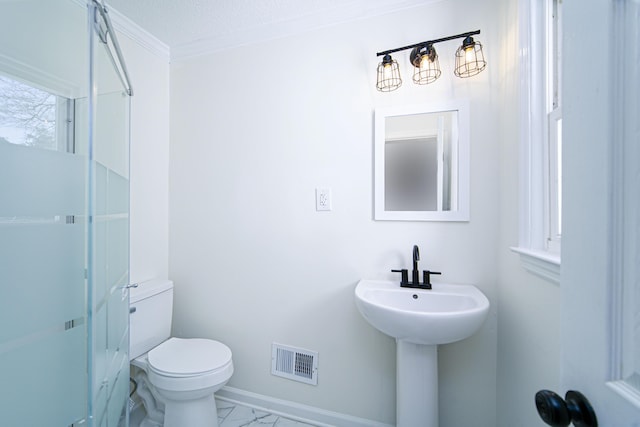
[88,93,131,427]
[86,1,132,425]
[0,1,133,426]
[78,88,131,426]
[0,0,90,425]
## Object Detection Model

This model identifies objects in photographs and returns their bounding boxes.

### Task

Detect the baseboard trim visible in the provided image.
[215,386,392,427]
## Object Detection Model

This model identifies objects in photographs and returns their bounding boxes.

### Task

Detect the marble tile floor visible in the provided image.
[216,400,318,427]
[130,398,318,427]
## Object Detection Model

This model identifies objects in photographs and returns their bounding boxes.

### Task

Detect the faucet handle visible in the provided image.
[391,269,409,285]
[422,270,441,287]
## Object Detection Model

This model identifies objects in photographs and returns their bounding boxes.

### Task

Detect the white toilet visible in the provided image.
[129,279,233,427]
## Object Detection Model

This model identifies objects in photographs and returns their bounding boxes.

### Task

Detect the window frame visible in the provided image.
[511,0,562,283]
[546,0,562,252]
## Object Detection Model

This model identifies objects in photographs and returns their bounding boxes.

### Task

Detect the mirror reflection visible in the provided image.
[374,101,469,221]
[385,111,457,212]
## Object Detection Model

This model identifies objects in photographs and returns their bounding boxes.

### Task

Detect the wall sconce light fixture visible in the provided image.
[376,54,402,92]
[376,30,486,92]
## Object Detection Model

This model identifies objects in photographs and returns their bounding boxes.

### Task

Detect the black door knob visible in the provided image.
[535,390,598,427]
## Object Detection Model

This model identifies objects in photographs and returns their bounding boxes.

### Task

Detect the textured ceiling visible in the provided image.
[105,0,435,51]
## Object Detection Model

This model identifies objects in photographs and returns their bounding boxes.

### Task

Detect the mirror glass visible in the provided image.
[374,101,469,221]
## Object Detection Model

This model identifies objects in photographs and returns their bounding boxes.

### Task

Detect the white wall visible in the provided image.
[116,29,171,285]
[169,1,502,425]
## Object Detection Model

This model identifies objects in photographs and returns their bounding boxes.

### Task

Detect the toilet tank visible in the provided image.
[129,279,173,360]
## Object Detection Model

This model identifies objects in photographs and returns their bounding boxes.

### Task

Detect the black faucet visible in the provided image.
[391,245,441,289]
[412,245,420,285]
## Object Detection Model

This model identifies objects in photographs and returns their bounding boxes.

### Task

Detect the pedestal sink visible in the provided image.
[355,279,489,427]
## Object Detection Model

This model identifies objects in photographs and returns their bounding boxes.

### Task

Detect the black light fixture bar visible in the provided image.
[376,30,481,57]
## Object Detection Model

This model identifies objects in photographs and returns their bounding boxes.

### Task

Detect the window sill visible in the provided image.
[510,247,561,284]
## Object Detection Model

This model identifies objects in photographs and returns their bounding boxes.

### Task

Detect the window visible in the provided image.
[0,75,74,152]
[512,0,562,282]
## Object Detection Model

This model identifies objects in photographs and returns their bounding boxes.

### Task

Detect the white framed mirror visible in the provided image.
[374,100,470,221]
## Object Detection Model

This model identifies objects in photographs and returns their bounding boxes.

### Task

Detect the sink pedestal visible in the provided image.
[396,340,438,427]
[355,279,490,426]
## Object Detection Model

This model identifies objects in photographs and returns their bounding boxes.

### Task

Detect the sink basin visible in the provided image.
[355,279,489,345]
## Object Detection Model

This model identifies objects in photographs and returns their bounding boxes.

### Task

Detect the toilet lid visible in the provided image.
[148,337,232,376]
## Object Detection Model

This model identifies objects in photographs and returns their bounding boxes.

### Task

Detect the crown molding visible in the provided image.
[105,5,170,62]
[70,1,170,61]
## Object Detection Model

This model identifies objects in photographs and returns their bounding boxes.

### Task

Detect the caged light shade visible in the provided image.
[375,30,486,92]
[376,54,402,92]
[454,36,487,78]
[410,43,441,85]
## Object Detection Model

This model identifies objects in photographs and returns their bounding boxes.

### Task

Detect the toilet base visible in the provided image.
[162,393,219,427]
[134,372,164,426]
[133,366,223,427]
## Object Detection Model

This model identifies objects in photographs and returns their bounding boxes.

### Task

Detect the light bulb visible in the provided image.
[465,46,475,63]
[383,62,393,79]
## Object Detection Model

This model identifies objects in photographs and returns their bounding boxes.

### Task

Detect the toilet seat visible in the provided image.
[144,337,234,393]
[148,337,232,377]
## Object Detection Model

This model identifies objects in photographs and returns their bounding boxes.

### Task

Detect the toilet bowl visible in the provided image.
[130,280,233,427]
